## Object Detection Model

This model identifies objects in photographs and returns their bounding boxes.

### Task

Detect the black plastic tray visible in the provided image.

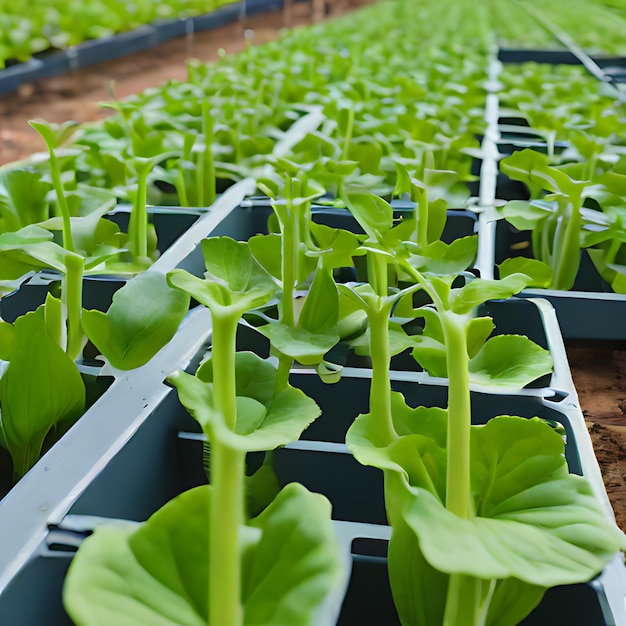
[492,220,626,340]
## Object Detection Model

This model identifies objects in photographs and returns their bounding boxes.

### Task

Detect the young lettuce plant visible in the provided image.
[63,236,345,625]
[498,151,626,294]
[337,181,478,364]
[170,97,218,208]
[13,118,155,359]
[0,245,189,482]
[583,215,626,294]
[562,170,626,294]
[249,160,335,390]
[0,308,85,479]
[341,193,626,626]
[249,161,387,388]
[0,167,52,235]
[496,148,591,291]
[0,191,126,361]
[95,98,180,264]
[28,119,81,254]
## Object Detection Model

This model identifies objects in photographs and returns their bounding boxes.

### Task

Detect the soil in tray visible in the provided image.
[1,0,625,533]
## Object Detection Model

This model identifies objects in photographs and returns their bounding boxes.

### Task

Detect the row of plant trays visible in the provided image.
[497,47,626,86]
[0,0,293,97]
[0,45,625,624]
[482,52,626,340]
[0,174,624,623]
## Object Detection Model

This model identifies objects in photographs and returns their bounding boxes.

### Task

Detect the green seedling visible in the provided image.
[63,236,345,625]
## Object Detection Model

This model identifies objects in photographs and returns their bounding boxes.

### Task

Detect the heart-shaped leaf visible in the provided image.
[398,416,626,586]
[498,257,552,288]
[168,370,321,452]
[500,149,579,196]
[82,272,190,370]
[258,322,339,365]
[310,222,360,271]
[248,233,283,281]
[468,334,553,389]
[197,351,277,408]
[64,484,344,626]
[450,274,529,314]
[422,236,478,275]
[342,191,393,243]
[389,513,546,626]
[242,483,345,625]
[168,238,277,315]
[412,335,447,378]
[499,200,554,231]
[346,392,447,475]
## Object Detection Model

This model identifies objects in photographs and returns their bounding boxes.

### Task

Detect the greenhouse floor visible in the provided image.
[568,340,626,531]
[0,0,624,535]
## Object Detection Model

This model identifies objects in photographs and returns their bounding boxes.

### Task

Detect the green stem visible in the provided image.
[137,171,149,259]
[367,303,397,443]
[547,131,555,161]
[552,195,582,291]
[442,406,496,624]
[177,134,195,207]
[275,352,293,394]
[208,311,245,626]
[416,188,429,249]
[63,254,85,361]
[211,312,238,431]
[605,237,622,266]
[197,149,205,207]
[130,159,150,259]
[441,311,471,519]
[400,260,446,312]
[275,185,301,395]
[531,222,543,264]
[443,574,493,626]
[176,168,190,208]
[541,214,554,267]
[202,99,216,207]
[297,200,313,264]
[48,149,75,253]
[341,107,355,161]
[368,252,388,298]
[586,152,598,181]
[279,200,297,329]
[208,442,245,626]
[366,252,393,438]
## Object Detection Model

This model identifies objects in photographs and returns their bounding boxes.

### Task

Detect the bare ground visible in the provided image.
[568,340,626,531]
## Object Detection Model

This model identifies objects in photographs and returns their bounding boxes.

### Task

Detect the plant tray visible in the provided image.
[487,218,626,340]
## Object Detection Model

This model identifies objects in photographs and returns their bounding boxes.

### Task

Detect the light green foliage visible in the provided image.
[171,353,321,452]
[64,483,343,626]
[82,272,190,370]
[168,237,277,315]
[0,0,236,66]
[348,392,626,625]
[0,168,52,233]
[0,311,85,478]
